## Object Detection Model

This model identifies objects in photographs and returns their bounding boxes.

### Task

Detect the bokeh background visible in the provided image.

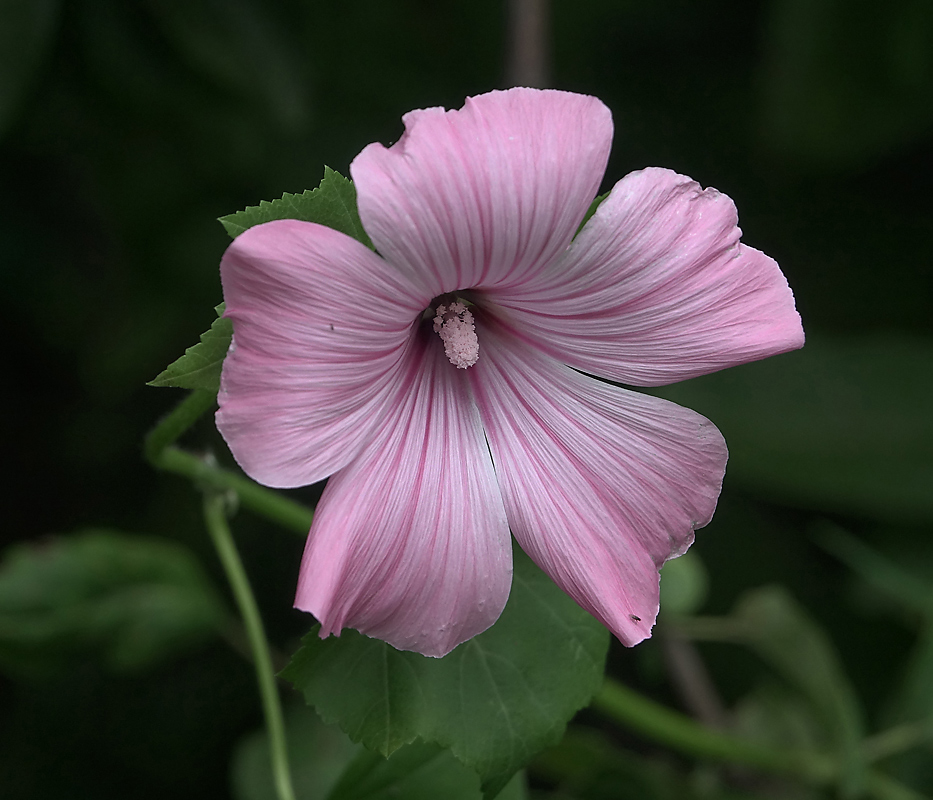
[2,1,931,798]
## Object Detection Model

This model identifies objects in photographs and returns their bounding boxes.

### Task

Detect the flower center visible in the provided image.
[432,300,479,369]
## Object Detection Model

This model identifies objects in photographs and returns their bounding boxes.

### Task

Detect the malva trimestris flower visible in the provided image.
[216,88,804,658]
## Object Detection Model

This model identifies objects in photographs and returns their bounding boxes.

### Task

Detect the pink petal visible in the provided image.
[488,168,805,386]
[216,219,429,488]
[351,87,612,298]
[295,334,512,658]
[468,317,727,646]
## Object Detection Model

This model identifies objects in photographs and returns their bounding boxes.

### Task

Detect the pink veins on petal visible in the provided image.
[216,87,804,658]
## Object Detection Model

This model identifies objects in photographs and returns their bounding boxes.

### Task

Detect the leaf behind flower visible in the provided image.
[219,167,373,248]
[281,545,609,800]
[148,303,232,391]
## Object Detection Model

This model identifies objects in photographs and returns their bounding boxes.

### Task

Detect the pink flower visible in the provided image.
[216,88,804,657]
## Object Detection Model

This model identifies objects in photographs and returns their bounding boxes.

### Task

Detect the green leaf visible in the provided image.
[232,704,362,800]
[575,191,610,237]
[816,524,933,740]
[732,682,827,754]
[148,303,232,392]
[154,171,372,394]
[815,522,933,616]
[232,707,527,800]
[281,545,609,799]
[652,334,933,523]
[327,742,527,800]
[883,626,933,788]
[219,167,373,249]
[0,529,225,678]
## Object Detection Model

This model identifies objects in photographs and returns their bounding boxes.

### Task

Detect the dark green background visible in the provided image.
[2,1,931,798]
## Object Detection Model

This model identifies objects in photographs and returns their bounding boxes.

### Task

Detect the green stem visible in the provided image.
[593,680,930,800]
[145,391,313,535]
[144,388,216,463]
[593,678,835,783]
[862,720,933,763]
[203,493,297,800]
[161,446,312,534]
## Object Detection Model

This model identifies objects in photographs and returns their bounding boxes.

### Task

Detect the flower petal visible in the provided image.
[216,219,428,488]
[351,87,612,297]
[488,167,805,386]
[468,318,727,646]
[295,334,512,657]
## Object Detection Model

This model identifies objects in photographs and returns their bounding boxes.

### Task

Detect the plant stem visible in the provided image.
[147,391,307,799]
[203,493,297,800]
[144,388,216,463]
[161,446,312,534]
[862,720,933,763]
[593,678,835,783]
[145,390,313,535]
[593,679,930,800]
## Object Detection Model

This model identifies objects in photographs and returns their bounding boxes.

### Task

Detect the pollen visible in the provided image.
[433,301,479,369]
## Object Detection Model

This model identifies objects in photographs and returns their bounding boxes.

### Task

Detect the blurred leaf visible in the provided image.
[809,525,933,785]
[327,742,527,800]
[660,550,709,617]
[652,335,933,523]
[0,529,225,677]
[891,625,933,722]
[818,526,933,726]
[530,726,762,800]
[0,0,60,137]
[816,523,933,617]
[882,626,933,790]
[219,167,373,248]
[732,682,827,754]
[232,704,361,800]
[733,586,866,796]
[760,0,933,165]
[281,546,609,799]
[148,303,232,392]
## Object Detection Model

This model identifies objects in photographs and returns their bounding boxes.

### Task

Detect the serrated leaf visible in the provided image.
[219,167,373,249]
[281,546,609,799]
[155,171,371,393]
[327,742,527,800]
[0,529,225,678]
[148,303,232,392]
